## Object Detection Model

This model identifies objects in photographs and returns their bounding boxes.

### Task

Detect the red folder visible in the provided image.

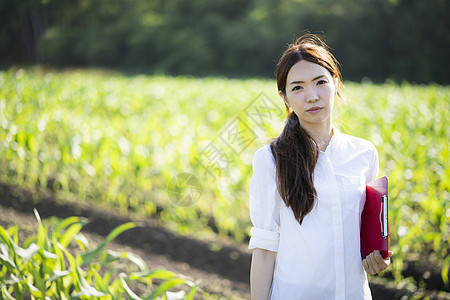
[360,176,389,259]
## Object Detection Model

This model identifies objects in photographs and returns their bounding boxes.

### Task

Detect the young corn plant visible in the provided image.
[0,209,198,299]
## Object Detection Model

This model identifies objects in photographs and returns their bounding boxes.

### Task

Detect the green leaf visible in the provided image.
[0,253,17,269]
[26,282,44,298]
[13,243,39,262]
[47,270,71,283]
[73,233,89,252]
[1,286,15,300]
[97,250,122,267]
[52,234,66,270]
[2,273,24,285]
[0,243,9,255]
[70,265,106,298]
[122,251,147,271]
[59,223,83,248]
[42,249,58,259]
[0,227,21,268]
[145,278,186,300]
[101,249,147,271]
[53,216,87,234]
[31,265,45,296]
[91,268,111,294]
[33,208,42,225]
[130,269,177,281]
[6,225,19,245]
[80,222,135,266]
[36,221,47,250]
[0,226,14,252]
[8,275,24,299]
[58,243,80,289]
[185,285,198,300]
[22,235,37,249]
[107,277,123,298]
[120,273,142,300]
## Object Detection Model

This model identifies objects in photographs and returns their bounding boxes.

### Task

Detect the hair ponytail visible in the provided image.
[270,112,319,224]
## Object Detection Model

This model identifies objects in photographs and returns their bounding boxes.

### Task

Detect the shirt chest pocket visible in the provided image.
[339,175,366,213]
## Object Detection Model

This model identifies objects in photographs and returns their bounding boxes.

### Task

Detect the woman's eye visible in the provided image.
[292,86,303,91]
[317,80,327,85]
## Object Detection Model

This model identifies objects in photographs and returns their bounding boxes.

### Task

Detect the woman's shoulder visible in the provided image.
[253,144,276,166]
[336,130,378,153]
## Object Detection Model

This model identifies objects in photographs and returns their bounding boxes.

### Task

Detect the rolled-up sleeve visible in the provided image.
[248,146,281,252]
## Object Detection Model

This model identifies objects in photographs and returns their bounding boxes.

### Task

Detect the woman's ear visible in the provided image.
[279,91,290,107]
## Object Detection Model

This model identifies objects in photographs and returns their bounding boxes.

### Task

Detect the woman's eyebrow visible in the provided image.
[289,75,326,85]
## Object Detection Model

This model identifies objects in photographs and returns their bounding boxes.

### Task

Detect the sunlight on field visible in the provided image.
[0,67,449,284]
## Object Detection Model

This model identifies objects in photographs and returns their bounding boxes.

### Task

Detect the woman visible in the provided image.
[248,34,393,299]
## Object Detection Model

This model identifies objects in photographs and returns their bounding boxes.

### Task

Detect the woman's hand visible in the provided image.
[362,250,394,274]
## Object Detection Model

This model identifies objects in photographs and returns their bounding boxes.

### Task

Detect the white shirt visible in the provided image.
[248,128,379,300]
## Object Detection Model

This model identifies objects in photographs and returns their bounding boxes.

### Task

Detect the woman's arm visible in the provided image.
[250,248,277,300]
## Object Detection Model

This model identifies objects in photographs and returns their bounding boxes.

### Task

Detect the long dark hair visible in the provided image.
[270,34,343,224]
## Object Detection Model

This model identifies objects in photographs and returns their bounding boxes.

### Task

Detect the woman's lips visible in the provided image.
[307,107,323,113]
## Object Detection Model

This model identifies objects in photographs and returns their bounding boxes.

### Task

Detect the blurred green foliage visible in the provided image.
[0,68,449,287]
[1,0,449,83]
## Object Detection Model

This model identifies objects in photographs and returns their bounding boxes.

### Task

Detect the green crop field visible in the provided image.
[1,67,449,289]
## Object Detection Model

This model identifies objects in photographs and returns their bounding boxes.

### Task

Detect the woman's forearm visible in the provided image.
[250,248,277,300]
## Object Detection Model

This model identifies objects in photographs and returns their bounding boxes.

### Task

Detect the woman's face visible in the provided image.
[281,60,337,129]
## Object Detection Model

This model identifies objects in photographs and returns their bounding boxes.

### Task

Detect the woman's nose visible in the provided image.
[306,89,319,102]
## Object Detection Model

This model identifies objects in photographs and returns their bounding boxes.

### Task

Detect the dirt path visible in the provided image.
[1,182,449,299]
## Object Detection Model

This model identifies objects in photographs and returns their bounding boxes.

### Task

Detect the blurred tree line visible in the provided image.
[1,0,449,83]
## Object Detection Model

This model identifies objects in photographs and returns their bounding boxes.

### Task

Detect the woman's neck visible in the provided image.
[303,121,334,152]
